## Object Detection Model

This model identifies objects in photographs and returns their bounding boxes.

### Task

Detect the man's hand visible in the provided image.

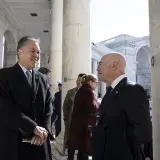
[33,126,48,140]
[31,135,44,146]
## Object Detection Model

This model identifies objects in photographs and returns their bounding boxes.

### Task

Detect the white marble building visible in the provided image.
[91,34,150,97]
[0,1,151,97]
[0,0,160,159]
[0,0,115,97]
[0,11,151,97]
[91,42,115,97]
[98,34,151,96]
[0,0,50,68]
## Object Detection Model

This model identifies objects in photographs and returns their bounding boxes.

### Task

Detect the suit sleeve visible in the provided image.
[0,70,37,136]
[53,92,58,114]
[124,84,152,144]
[43,86,53,134]
[63,91,72,125]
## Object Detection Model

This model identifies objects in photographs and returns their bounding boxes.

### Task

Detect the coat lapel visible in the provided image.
[13,63,32,93]
[98,78,127,124]
[13,64,40,104]
[32,70,40,103]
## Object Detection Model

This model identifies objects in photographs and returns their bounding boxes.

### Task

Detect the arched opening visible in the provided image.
[136,46,151,97]
[3,30,17,68]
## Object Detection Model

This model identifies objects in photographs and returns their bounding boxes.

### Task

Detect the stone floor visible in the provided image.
[51,141,77,160]
[51,143,150,160]
[51,143,73,160]
[51,143,92,160]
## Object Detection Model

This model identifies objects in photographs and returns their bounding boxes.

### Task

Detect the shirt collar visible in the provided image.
[18,63,32,75]
[111,74,126,89]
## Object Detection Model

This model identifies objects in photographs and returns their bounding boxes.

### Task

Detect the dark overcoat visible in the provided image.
[0,63,53,160]
[92,78,152,160]
[63,87,78,150]
[68,84,98,155]
[53,90,62,137]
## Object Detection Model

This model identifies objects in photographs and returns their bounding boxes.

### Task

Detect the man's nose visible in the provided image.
[35,53,40,58]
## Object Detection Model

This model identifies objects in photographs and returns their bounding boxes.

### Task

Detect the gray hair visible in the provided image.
[17,36,39,52]
[17,36,39,59]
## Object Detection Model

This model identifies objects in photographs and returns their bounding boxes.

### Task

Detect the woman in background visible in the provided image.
[68,74,99,160]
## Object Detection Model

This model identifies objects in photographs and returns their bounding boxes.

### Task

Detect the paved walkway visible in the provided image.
[51,142,68,160]
[51,145,150,160]
[51,144,92,160]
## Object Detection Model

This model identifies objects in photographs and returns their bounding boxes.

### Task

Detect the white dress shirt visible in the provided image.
[18,63,32,78]
[111,74,126,89]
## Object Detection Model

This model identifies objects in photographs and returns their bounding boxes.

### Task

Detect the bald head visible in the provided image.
[97,53,126,84]
[102,53,126,73]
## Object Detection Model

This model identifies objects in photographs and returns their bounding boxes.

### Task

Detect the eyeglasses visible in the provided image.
[93,81,98,84]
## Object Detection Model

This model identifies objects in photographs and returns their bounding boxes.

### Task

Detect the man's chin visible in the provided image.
[98,77,107,84]
[29,63,36,69]
[98,75,103,81]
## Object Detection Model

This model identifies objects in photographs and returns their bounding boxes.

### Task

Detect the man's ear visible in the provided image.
[112,61,118,70]
[17,49,22,56]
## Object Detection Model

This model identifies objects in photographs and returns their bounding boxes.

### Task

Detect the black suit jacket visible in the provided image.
[92,78,152,160]
[0,63,53,160]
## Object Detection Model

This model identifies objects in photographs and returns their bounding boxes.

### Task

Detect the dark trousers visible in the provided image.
[55,117,61,137]
[144,140,153,160]
[67,148,75,160]
[77,151,88,160]
[51,112,61,137]
[68,148,88,160]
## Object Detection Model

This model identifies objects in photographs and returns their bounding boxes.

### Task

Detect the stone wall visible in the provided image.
[0,9,19,68]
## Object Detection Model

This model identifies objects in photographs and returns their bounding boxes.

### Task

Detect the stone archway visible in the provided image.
[136,46,151,96]
[3,30,17,68]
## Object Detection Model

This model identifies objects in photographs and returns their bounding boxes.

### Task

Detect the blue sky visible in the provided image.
[90,0,149,42]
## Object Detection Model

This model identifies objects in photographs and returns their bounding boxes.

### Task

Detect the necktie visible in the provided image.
[26,70,32,86]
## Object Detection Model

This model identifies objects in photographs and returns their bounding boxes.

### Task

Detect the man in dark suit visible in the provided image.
[92,53,152,160]
[0,36,53,160]
[53,82,62,137]
[38,67,51,88]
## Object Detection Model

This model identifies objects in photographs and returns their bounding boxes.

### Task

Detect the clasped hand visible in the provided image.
[31,126,48,146]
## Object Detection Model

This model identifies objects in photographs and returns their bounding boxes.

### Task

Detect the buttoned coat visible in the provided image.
[92,78,152,160]
[0,63,53,160]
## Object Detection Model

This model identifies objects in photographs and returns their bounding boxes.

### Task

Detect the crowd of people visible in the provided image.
[0,36,153,160]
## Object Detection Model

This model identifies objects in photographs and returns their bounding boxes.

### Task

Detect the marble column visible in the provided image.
[54,0,91,155]
[0,35,4,68]
[62,0,91,91]
[92,59,98,75]
[92,59,98,94]
[50,0,63,93]
[149,0,160,159]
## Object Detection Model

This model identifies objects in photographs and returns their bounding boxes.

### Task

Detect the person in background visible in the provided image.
[68,74,99,160]
[38,67,56,138]
[53,82,62,137]
[63,73,86,160]
[38,67,51,88]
